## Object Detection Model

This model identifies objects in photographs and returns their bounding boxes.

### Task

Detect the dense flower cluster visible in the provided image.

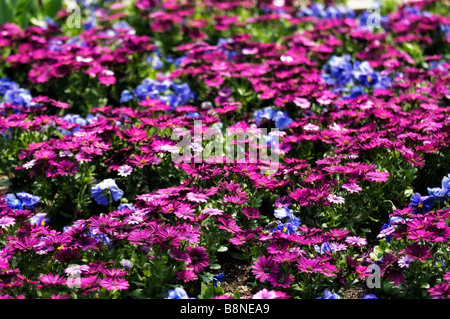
[0,0,449,300]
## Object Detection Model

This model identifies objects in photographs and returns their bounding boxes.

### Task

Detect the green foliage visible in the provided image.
[0,0,62,29]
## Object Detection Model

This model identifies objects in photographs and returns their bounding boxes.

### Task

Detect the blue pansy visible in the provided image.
[120,90,134,103]
[409,192,434,213]
[272,206,301,234]
[272,110,293,130]
[147,54,163,69]
[322,54,354,86]
[211,273,225,287]
[89,228,112,247]
[4,193,23,210]
[3,88,32,107]
[5,192,40,210]
[428,186,447,200]
[314,242,332,254]
[118,203,135,211]
[0,77,19,95]
[154,79,173,93]
[440,174,450,194]
[254,106,275,125]
[317,290,340,299]
[186,112,202,118]
[16,192,41,210]
[159,94,178,110]
[29,213,50,226]
[166,287,192,299]
[91,179,124,206]
[352,61,379,87]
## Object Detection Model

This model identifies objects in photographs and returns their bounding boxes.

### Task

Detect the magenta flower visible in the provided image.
[175,269,198,282]
[268,272,295,288]
[0,216,15,229]
[345,236,367,247]
[186,246,210,274]
[297,257,322,274]
[127,229,153,246]
[251,255,280,282]
[99,277,129,291]
[402,243,433,262]
[48,159,78,177]
[39,273,66,286]
[342,183,362,193]
[327,228,350,241]
[367,169,390,182]
[252,288,289,299]
[320,262,338,278]
[186,192,209,203]
[428,283,450,299]
[406,229,434,242]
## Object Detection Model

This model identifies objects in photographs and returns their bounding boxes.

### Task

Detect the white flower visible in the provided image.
[327,194,345,204]
[125,213,143,225]
[0,216,15,229]
[274,207,288,219]
[23,159,36,170]
[398,255,415,268]
[303,123,320,131]
[201,208,224,216]
[158,144,180,153]
[118,164,133,177]
[59,150,73,157]
[280,55,293,63]
[64,264,90,276]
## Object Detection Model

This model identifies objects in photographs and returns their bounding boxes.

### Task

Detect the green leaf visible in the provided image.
[214,286,224,296]
[229,251,249,261]
[379,240,388,252]
[217,245,228,252]
[200,282,213,299]
[250,245,263,257]
[129,289,145,299]
[209,263,221,270]
[0,0,16,24]
[42,0,62,17]
[404,187,414,197]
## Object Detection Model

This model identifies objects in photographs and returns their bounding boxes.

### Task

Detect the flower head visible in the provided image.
[317,289,340,299]
[99,277,129,291]
[251,255,279,282]
[91,179,124,206]
[167,287,190,299]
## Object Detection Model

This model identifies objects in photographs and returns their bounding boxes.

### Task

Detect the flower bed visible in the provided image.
[0,0,449,300]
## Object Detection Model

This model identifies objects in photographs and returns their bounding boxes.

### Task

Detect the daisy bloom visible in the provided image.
[398,255,415,268]
[64,264,90,276]
[345,236,367,247]
[0,216,15,229]
[23,159,36,169]
[327,194,345,204]
[252,288,278,299]
[186,192,209,203]
[99,277,129,291]
[118,164,133,177]
[201,208,224,216]
[342,183,362,194]
[251,255,279,282]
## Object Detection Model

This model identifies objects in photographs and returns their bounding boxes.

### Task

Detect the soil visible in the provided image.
[216,248,257,298]
[215,246,385,299]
